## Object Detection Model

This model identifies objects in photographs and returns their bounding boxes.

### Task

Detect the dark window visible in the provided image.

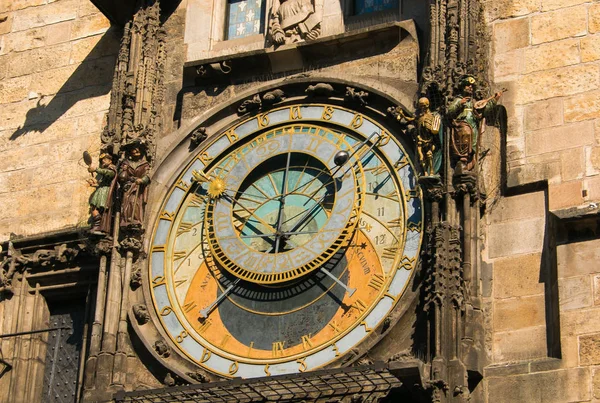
[354,0,399,15]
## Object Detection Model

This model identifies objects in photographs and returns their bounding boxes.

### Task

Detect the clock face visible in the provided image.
[148,104,423,378]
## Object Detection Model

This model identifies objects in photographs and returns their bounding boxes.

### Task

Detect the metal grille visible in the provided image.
[115,363,401,403]
[42,303,86,403]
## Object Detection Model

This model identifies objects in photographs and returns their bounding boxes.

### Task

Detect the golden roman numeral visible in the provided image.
[160,306,172,316]
[189,194,206,207]
[272,341,285,357]
[198,152,213,164]
[368,274,385,291]
[173,251,186,261]
[405,189,418,199]
[183,301,197,313]
[332,344,340,357]
[387,218,402,228]
[301,335,313,350]
[377,130,391,146]
[198,319,212,333]
[220,335,231,348]
[399,255,416,270]
[264,364,271,376]
[361,321,373,333]
[352,299,367,314]
[177,222,193,236]
[176,180,190,191]
[329,321,342,334]
[395,155,409,170]
[159,211,174,221]
[382,245,399,260]
[152,275,166,287]
[297,358,307,372]
[175,279,187,288]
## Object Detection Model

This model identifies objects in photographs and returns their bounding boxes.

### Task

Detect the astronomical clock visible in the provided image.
[139,102,423,379]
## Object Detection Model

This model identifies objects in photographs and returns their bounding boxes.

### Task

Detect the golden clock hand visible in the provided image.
[222,193,276,236]
[199,278,241,319]
[273,151,293,252]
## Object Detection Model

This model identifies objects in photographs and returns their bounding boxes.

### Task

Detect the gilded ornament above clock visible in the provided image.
[146,103,423,379]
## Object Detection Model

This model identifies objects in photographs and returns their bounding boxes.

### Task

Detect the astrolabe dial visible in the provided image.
[146,104,423,379]
[204,126,364,285]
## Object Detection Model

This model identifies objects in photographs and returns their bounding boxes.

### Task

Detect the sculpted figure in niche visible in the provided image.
[87,153,117,235]
[415,97,443,177]
[119,141,151,229]
[447,75,503,170]
[269,0,321,45]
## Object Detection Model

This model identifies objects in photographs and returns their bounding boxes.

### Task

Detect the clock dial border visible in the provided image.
[146,103,423,378]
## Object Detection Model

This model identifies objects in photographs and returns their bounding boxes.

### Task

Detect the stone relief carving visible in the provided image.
[153,339,170,358]
[130,268,143,289]
[132,304,150,325]
[189,126,208,149]
[345,87,369,106]
[85,152,117,236]
[305,83,334,97]
[186,371,209,384]
[268,0,321,46]
[237,89,286,114]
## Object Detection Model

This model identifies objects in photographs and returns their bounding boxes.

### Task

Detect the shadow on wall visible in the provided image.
[9,28,121,141]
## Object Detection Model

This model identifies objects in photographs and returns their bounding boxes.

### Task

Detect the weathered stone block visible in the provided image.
[77,1,101,18]
[493,49,524,78]
[580,333,600,366]
[0,13,13,36]
[594,275,600,306]
[45,21,72,46]
[489,191,546,224]
[587,146,600,176]
[11,0,79,31]
[590,3,600,34]
[559,275,593,311]
[549,180,584,210]
[492,325,548,362]
[581,34,600,62]
[507,159,561,188]
[494,295,546,332]
[494,17,530,54]
[560,147,585,181]
[484,0,540,21]
[524,38,580,73]
[526,121,594,156]
[494,253,545,299]
[531,5,588,45]
[541,0,591,12]
[523,98,563,131]
[7,42,71,78]
[517,64,600,104]
[487,368,591,402]
[70,33,119,64]
[70,13,110,40]
[557,239,600,278]
[584,175,600,202]
[564,90,600,122]
[0,27,47,55]
[0,75,31,104]
[487,217,545,258]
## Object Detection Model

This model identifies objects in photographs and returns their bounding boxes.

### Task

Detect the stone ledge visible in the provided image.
[485,358,562,378]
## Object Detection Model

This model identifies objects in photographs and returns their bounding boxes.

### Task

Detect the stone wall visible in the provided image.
[484,1,600,401]
[0,0,118,242]
[487,0,600,211]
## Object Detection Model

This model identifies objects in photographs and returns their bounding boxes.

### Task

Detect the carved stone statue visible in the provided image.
[87,153,117,235]
[447,75,503,170]
[415,97,443,177]
[268,0,321,45]
[119,142,151,229]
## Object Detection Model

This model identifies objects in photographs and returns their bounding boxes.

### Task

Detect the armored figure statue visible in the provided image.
[447,75,503,170]
[415,97,443,176]
[269,0,321,45]
[87,153,117,235]
[119,142,151,229]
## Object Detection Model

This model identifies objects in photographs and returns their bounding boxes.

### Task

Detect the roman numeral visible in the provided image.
[183,301,197,313]
[220,335,231,348]
[177,222,193,236]
[351,299,367,315]
[198,319,212,333]
[387,218,402,228]
[175,279,187,288]
[173,251,186,261]
[394,155,409,170]
[368,274,385,291]
[272,341,285,357]
[382,245,399,260]
[329,321,342,334]
[301,335,313,350]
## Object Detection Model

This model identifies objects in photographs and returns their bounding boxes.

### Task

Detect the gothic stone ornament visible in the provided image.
[447,75,503,171]
[144,103,423,379]
[130,268,143,289]
[345,87,369,106]
[154,339,171,358]
[133,304,151,325]
[305,83,335,97]
[237,89,286,115]
[268,0,321,46]
[190,127,208,149]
